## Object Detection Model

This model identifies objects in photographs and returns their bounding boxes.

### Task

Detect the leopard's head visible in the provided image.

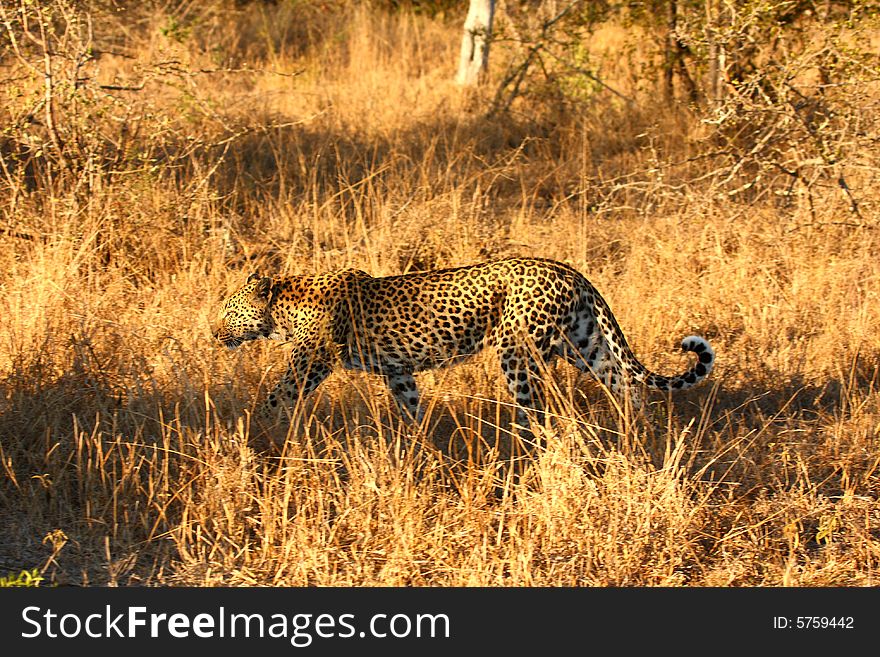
[211,273,275,349]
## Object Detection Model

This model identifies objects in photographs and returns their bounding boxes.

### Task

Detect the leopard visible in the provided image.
[211,257,715,432]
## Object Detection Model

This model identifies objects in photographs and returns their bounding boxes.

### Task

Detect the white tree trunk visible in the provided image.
[456,0,495,86]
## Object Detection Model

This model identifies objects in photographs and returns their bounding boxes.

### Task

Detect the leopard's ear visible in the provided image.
[253,276,273,301]
[246,272,261,284]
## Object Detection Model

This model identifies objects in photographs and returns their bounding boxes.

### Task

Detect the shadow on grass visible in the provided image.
[3,327,877,584]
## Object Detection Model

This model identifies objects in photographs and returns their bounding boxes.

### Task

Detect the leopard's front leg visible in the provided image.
[260,349,332,423]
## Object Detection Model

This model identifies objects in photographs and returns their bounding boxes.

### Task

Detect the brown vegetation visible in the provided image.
[1,0,879,586]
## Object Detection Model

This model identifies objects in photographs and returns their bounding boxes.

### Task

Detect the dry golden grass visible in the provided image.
[1,3,879,587]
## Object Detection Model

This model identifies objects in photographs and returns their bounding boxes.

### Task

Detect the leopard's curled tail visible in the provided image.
[639,336,715,391]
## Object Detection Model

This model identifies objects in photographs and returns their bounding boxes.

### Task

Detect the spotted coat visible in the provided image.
[211,258,715,429]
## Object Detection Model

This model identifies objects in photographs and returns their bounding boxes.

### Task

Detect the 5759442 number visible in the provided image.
[773,616,854,630]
